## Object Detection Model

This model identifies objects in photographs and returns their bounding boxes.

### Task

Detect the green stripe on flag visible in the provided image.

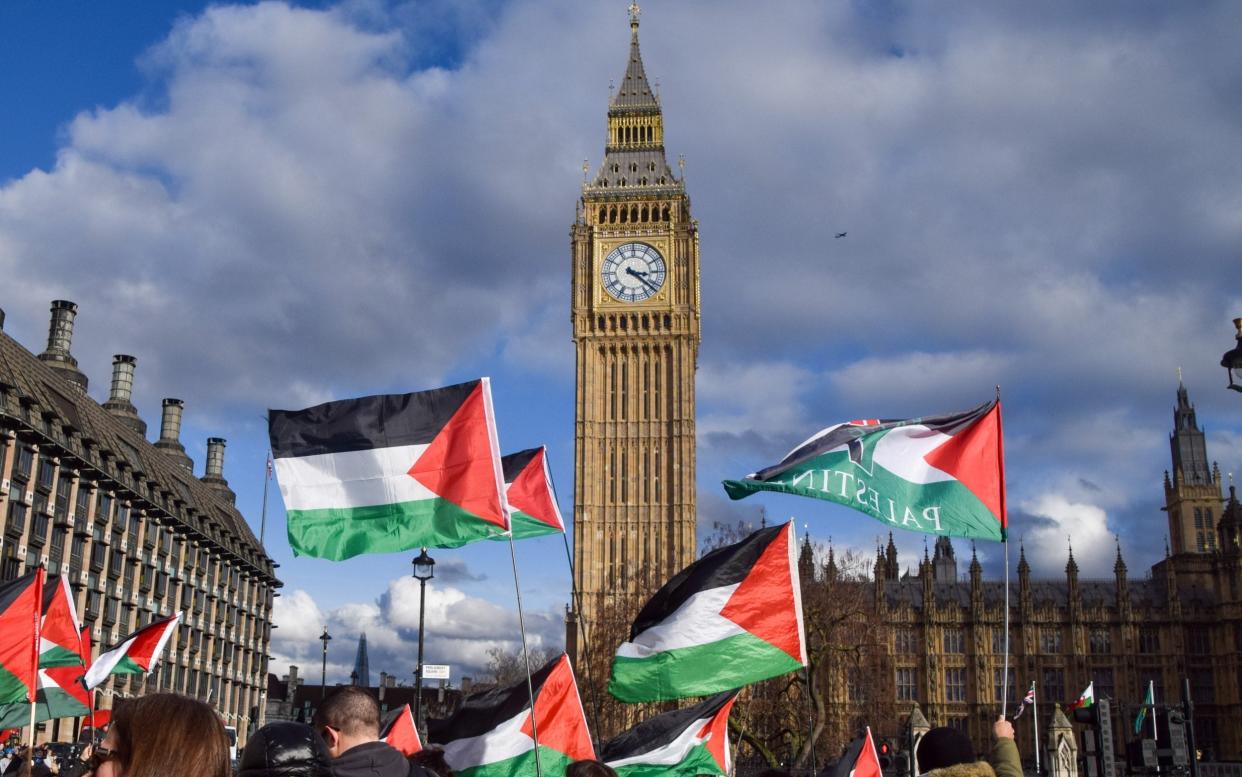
[488,511,562,542]
[288,497,505,560]
[113,655,145,675]
[609,632,802,703]
[455,747,574,777]
[0,685,90,728]
[0,666,27,706]
[724,448,1002,542]
[39,645,82,669]
[612,745,725,777]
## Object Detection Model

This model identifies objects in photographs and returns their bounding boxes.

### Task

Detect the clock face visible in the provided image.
[601,242,667,302]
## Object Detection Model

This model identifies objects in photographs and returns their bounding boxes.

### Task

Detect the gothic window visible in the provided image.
[1187,625,1210,654]
[945,668,966,702]
[1042,668,1066,702]
[992,629,1011,654]
[896,629,918,654]
[896,667,918,701]
[1041,628,1063,654]
[993,667,1016,705]
[1206,509,1214,528]
[598,206,606,222]
[620,362,628,421]
[948,717,969,734]
[1191,669,1216,703]
[1094,668,1115,698]
[641,205,648,221]
[652,447,661,502]
[608,449,617,502]
[620,205,628,222]
[1089,628,1112,654]
[943,629,964,654]
[642,361,650,420]
[630,205,638,221]
[1139,628,1160,654]
[609,361,617,420]
[1195,508,1203,528]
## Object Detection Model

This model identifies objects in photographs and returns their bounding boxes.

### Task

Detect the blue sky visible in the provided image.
[2,0,1241,683]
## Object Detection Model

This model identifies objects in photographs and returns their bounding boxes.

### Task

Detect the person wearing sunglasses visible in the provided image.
[82,694,230,777]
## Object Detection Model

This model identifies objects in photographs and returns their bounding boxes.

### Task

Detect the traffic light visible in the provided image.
[1073,699,1117,777]
[877,738,894,775]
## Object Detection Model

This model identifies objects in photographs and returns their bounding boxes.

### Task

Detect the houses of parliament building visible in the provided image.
[0,300,279,740]
[850,380,1242,761]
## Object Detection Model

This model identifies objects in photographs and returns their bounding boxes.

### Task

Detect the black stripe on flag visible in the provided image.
[428,653,559,743]
[268,380,481,459]
[0,570,39,612]
[501,448,541,485]
[601,690,737,762]
[751,401,994,482]
[629,523,785,640]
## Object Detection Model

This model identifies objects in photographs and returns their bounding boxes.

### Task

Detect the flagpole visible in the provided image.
[561,533,604,751]
[1151,680,1159,776]
[997,386,1011,719]
[1033,683,1040,776]
[505,531,543,777]
[798,527,817,773]
[27,566,45,767]
[259,448,272,545]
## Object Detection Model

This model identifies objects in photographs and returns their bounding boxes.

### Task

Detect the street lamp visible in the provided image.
[319,627,332,700]
[1222,317,1242,393]
[412,548,435,735]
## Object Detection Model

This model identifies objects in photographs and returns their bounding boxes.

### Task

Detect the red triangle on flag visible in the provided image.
[409,382,507,529]
[698,692,738,773]
[519,655,594,761]
[126,613,180,671]
[851,728,883,777]
[383,704,423,757]
[719,523,804,664]
[506,449,563,531]
[922,402,1006,526]
[0,569,43,703]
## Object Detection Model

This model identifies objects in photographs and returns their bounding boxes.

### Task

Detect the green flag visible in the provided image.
[1134,681,1154,735]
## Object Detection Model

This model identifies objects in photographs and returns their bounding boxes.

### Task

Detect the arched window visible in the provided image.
[620,206,628,223]
[661,205,670,220]
[630,205,639,222]
[609,206,617,223]
[641,205,649,221]
[598,206,606,223]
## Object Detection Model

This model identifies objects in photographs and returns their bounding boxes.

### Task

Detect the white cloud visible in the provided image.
[1019,494,1115,578]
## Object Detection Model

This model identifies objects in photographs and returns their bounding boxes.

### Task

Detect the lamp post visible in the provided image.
[319,627,331,700]
[1222,317,1242,393]
[412,548,436,736]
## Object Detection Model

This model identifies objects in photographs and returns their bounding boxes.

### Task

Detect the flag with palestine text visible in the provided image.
[269,380,509,560]
[724,401,1007,542]
[608,522,806,703]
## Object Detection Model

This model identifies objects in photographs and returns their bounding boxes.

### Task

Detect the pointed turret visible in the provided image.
[825,541,838,580]
[1114,537,1131,619]
[613,3,660,110]
[799,531,815,583]
[1066,542,1079,579]
[352,631,371,689]
[1166,379,1222,554]
[969,543,983,614]
[1018,541,1032,614]
[885,532,899,580]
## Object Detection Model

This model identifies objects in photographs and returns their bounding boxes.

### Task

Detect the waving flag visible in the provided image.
[830,727,883,777]
[269,379,509,560]
[495,447,565,541]
[0,569,43,705]
[1068,682,1094,713]
[608,522,806,703]
[724,401,1006,542]
[0,575,90,726]
[1013,682,1036,720]
[38,575,83,668]
[382,703,423,757]
[430,654,594,777]
[1134,681,1155,735]
[82,613,180,689]
[603,691,737,776]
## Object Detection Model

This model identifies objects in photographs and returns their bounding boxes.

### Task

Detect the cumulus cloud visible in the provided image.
[1019,494,1115,578]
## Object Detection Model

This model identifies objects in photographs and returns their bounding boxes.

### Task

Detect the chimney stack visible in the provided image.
[154,398,194,472]
[0,307,6,331]
[102,354,147,435]
[37,300,89,391]
[202,437,236,502]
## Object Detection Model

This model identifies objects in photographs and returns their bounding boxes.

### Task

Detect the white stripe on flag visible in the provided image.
[274,443,434,511]
[442,709,532,771]
[82,636,138,689]
[615,585,745,659]
[605,716,713,769]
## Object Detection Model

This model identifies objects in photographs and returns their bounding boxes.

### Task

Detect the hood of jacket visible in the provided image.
[332,740,411,777]
[924,760,998,777]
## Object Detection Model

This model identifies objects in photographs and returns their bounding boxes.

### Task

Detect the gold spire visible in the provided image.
[629,1,641,31]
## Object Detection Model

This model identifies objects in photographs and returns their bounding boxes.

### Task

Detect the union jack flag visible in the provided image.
[1013,682,1036,719]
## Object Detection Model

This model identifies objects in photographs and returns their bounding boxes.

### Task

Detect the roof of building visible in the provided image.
[0,324,276,581]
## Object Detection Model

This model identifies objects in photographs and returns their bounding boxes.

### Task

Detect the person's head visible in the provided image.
[409,748,453,777]
[99,693,231,777]
[312,687,381,758]
[565,760,618,777]
[916,727,977,774]
[237,721,332,777]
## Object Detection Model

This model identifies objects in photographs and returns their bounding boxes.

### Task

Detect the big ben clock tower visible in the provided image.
[568,3,700,666]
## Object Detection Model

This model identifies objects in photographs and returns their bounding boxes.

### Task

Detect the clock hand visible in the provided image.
[625,267,649,278]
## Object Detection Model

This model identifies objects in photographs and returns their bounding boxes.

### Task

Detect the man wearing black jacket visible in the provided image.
[313,687,433,777]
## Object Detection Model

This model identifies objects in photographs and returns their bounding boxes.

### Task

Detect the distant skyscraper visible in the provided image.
[352,631,370,688]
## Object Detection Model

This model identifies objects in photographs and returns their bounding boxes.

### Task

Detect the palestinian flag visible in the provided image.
[82,613,180,690]
[382,703,423,757]
[602,691,737,777]
[430,653,594,777]
[724,401,1007,542]
[830,727,882,777]
[493,447,564,541]
[0,569,43,705]
[0,576,91,726]
[39,575,83,668]
[269,379,509,560]
[1068,682,1094,713]
[608,522,806,703]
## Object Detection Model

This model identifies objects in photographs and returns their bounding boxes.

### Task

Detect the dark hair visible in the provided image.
[916,726,977,772]
[755,770,792,777]
[410,747,453,777]
[566,760,618,777]
[312,687,381,738]
[110,693,230,777]
[238,721,332,777]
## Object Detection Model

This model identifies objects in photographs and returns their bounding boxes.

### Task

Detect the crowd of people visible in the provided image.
[0,689,1025,777]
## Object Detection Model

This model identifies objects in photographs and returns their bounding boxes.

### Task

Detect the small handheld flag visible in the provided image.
[830,727,883,777]
[82,613,180,690]
[724,401,1006,542]
[0,570,43,706]
[608,522,806,703]
[493,447,565,541]
[381,703,423,757]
